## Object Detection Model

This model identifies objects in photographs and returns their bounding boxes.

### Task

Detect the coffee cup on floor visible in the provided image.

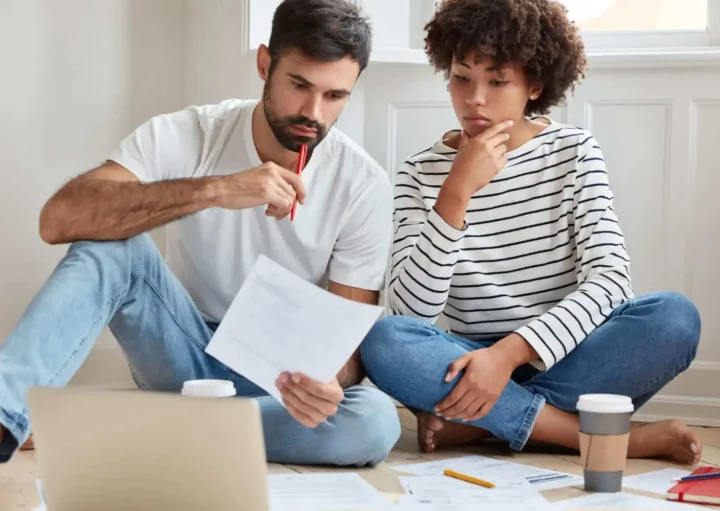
[577,394,634,493]
[181,379,236,398]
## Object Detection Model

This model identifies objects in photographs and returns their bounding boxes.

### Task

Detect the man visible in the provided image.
[0,0,400,466]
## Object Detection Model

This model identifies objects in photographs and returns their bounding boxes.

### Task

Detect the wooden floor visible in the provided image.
[2,407,719,510]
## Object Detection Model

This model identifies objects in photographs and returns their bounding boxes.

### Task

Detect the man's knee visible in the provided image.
[325,386,400,467]
[67,234,159,274]
[646,292,701,364]
[69,233,156,261]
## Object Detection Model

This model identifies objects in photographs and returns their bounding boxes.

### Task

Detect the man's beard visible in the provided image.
[262,82,331,152]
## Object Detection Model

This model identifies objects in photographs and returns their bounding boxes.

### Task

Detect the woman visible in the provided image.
[361,0,702,464]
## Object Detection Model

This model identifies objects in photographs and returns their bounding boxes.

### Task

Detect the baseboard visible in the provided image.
[635,395,720,427]
[632,360,720,426]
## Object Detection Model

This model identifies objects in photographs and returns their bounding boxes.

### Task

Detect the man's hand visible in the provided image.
[276,372,344,428]
[434,345,516,422]
[216,162,306,220]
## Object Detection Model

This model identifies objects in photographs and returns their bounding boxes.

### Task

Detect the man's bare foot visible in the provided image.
[628,420,701,465]
[417,411,492,452]
[19,435,34,451]
[0,424,34,451]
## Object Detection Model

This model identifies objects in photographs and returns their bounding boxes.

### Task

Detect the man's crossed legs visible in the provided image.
[0,234,400,465]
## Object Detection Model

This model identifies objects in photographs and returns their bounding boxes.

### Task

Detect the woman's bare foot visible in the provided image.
[417,411,492,452]
[628,420,701,465]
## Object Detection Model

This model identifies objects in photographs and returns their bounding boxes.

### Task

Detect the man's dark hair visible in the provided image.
[268,0,372,74]
[425,0,587,116]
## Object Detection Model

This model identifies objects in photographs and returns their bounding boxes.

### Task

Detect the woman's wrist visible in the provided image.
[435,179,472,229]
[490,333,539,369]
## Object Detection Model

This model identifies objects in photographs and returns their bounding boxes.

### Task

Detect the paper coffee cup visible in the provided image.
[181,379,236,398]
[577,394,634,493]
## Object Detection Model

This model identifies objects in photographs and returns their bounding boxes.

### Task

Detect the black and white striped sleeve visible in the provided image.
[515,137,634,369]
[387,162,465,323]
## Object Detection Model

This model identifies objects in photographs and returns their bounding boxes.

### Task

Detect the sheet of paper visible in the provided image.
[392,495,467,510]
[392,494,551,511]
[34,480,46,511]
[391,455,583,491]
[555,491,707,510]
[621,468,691,495]
[205,255,383,402]
[399,475,549,509]
[268,473,389,511]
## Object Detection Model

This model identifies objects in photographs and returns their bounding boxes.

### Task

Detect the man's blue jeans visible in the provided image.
[361,293,700,450]
[0,234,400,464]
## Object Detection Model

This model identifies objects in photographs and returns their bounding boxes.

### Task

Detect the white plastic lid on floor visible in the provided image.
[181,379,236,398]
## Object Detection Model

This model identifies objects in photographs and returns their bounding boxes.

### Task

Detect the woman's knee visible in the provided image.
[648,292,701,363]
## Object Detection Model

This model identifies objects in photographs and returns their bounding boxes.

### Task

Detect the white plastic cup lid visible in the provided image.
[576,394,634,414]
[181,379,236,398]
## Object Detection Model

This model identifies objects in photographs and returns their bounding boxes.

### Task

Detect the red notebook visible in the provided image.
[668,467,720,506]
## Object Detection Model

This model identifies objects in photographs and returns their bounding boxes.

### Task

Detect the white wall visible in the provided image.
[0,0,186,387]
[2,0,719,425]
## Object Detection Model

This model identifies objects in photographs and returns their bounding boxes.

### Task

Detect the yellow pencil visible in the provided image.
[443,469,496,489]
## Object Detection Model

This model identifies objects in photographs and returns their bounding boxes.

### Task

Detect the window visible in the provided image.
[557,0,719,49]
[560,0,707,31]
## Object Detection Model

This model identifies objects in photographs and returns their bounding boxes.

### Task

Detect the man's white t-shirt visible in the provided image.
[108,99,392,323]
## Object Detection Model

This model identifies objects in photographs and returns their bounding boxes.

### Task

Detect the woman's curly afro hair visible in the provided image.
[425,0,587,116]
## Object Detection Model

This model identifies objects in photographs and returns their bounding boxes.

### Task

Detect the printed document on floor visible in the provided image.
[269,473,389,511]
[391,455,583,491]
[398,475,550,509]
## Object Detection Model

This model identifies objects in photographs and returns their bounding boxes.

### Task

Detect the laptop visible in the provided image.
[27,386,269,511]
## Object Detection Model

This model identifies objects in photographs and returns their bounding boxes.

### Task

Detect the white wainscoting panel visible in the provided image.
[387,101,457,175]
[585,100,673,295]
[688,101,720,363]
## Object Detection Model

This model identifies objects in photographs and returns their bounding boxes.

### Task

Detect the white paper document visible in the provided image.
[392,495,468,510]
[389,495,464,511]
[269,473,389,511]
[398,475,549,509]
[392,494,502,511]
[556,491,706,510]
[34,480,47,511]
[205,255,383,402]
[391,455,583,491]
[621,468,691,495]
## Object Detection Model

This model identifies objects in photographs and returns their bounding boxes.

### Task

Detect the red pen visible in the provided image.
[290,143,308,221]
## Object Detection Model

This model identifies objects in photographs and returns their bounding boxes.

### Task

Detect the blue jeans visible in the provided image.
[0,234,400,465]
[361,293,700,451]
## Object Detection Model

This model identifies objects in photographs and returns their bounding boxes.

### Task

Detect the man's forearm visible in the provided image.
[40,176,221,244]
[337,350,365,388]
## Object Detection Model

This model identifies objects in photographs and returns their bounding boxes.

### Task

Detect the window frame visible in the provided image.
[565,0,720,50]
